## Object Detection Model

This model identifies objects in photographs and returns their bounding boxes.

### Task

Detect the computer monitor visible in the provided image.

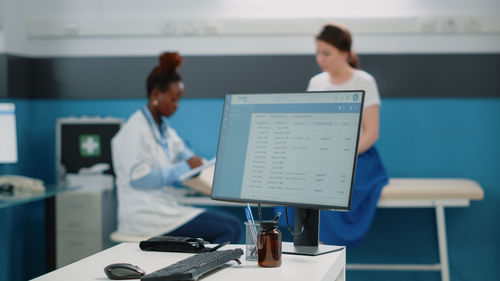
[0,103,18,163]
[56,117,123,182]
[211,91,365,255]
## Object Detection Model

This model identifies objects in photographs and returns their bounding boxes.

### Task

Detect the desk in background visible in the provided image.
[0,184,78,272]
[0,184,76,209]
[33,243,346,281]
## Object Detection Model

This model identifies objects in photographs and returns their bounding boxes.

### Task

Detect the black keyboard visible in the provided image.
[141,248,243,281]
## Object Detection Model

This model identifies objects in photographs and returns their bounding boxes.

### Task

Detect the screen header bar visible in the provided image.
[230,91,363,105]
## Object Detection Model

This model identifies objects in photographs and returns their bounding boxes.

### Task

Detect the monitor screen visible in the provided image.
[211,91,365,211]
[0,103,18,163]
[57,119,122,178]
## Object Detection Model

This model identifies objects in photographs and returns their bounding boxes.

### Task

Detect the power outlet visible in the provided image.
[199,20,219,35]
[419,17,439,33]
[162,21,178,35]
[63,21,80,36]
[464,17,481,33]
[441,17,461,33]
[180,21,199,35]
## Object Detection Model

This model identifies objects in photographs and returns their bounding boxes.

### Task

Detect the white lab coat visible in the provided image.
[111,109,203,236]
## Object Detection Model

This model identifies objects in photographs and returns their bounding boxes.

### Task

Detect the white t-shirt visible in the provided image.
[307,70,381,108]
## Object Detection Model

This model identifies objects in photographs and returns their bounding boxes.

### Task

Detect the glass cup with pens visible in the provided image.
[244,203,260,261]
[244,222,261,261]
[245,203,282,265]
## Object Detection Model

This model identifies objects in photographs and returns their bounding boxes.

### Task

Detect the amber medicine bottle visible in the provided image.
[257,221,282,267]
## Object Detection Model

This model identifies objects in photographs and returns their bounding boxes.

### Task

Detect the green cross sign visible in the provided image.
[79,134,101,157]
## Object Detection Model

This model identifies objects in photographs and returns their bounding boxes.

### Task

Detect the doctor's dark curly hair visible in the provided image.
[146,52,183,97]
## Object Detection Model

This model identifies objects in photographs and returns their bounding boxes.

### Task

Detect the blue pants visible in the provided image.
[167,211,242,244]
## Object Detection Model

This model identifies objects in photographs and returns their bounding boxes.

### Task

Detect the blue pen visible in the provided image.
[246,203,256,224]
[245,204,258,249]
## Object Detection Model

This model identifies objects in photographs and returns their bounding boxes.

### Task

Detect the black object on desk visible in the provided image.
[0,183,14,195]
[141,248,243,281]
[104,263,146,280]
[140,236,228,253]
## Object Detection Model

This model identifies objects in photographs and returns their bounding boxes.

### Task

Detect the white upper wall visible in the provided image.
[0,0,3,28]
[3,0,500,56]
[25,0,500,19]
[0,0,4,52]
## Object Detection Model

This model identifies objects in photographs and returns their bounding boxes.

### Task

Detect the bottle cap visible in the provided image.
[260,220,279,230]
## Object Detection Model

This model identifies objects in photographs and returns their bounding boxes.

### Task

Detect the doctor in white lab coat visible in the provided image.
[112,52,241,243]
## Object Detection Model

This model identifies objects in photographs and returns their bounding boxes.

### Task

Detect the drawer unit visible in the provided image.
[55,188,116,268]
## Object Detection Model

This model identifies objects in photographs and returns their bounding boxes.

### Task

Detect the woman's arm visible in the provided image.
[357,105,380,155]
[176,142,203,168]
[129,150,203,189]
[129,161,192,189]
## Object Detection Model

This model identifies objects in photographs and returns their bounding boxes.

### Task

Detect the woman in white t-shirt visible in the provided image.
[303,24,389,246]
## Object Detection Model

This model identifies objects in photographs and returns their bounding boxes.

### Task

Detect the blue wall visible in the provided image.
[1,97,499,281]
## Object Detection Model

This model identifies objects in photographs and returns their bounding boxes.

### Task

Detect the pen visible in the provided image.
[258,203,263,224]
[245,204,258,255]
[246,203,256,224]
[273,212,281,222]
[245,206,258,240]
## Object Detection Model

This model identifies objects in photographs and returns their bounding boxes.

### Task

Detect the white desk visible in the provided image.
[33,243,346,281]
[175,178,484,281]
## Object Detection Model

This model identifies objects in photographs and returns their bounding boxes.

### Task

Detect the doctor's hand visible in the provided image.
[187,156,203,169]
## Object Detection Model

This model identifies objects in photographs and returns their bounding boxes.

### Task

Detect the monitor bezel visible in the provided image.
[0,103,18,164]
[210,90,365,211]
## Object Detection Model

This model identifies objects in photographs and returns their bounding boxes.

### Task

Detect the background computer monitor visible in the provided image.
[56,117,122,182]
[211,91,365,255]
[0,103,18,164]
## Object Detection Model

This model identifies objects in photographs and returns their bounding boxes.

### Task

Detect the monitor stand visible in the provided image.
[282,208,344,256]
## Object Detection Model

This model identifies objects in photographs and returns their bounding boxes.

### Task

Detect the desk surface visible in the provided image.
[0,184,78,209]
[33,243,345,281]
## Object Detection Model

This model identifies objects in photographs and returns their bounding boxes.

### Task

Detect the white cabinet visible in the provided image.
[55,187,116,268]
[55,117,122,268]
